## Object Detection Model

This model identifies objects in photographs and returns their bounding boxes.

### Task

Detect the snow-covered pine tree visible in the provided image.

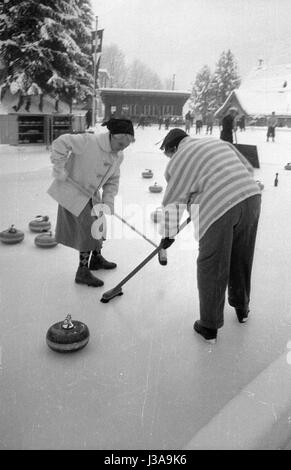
[0,0,94,110]
[212,49,241,109]
[68,0,94,105]
[189,65,216,118]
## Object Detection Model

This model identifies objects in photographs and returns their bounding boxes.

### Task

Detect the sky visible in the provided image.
[91,0,291,90]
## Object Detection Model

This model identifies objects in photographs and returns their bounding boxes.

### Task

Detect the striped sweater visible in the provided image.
[161,137,261,240]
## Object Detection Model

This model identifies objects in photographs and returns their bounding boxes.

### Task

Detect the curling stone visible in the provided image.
[0,225,24,244]
[34,231,58,248]
[150,208,163,223]
[256,180,264,190]
[46,315,90,353]
[142,169,153,178]
[29,215,51,233]
[284,162,291,170]
[149,182,163,193]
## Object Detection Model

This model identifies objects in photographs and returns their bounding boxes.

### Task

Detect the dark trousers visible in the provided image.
[267,126,275,139]
[220,131,233,143]
[197,195,261,329]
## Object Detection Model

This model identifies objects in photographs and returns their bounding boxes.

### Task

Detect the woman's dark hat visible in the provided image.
[160,128,188,151]
[102,118,134,136]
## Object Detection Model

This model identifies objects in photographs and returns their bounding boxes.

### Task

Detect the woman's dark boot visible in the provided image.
[89,251,117,270]
[75,266,104,287]
[76,251,104,286]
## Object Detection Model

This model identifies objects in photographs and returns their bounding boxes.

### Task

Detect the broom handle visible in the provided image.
[234,126,238,144]
[114,213,158,248]
[113,217,191,290]
[113,247,161,289]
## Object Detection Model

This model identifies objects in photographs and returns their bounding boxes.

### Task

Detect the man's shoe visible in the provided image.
[75,266,104,287]
[89,254,117,270]
[235,308,249,323]
[193,321,217,344]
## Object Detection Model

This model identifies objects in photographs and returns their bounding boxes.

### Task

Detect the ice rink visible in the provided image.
[1,124,291,450]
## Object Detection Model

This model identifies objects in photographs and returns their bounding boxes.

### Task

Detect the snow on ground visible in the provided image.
[0,124,291,450]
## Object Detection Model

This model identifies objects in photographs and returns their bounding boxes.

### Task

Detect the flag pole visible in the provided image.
[92,16,98,128]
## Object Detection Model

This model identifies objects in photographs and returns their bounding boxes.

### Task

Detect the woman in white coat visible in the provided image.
[47,118,135,287]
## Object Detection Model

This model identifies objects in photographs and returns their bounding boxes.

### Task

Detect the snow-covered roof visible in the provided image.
[235,88,291,116]
[243,63,291,91]
[100,87,191,96]
[216,63,291,117]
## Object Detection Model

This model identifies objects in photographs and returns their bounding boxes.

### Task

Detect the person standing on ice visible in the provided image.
[195,111,203,134]
[85,108,93,129]
[220,106,238,143]
[47,118,135,287]
[205,110,214,135]
[185,111,192,133]
[159,128,261,343]
[158,115,163,130]
[266,111,278,142]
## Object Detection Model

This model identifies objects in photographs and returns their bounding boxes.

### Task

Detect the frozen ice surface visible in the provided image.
[0,125,291,450]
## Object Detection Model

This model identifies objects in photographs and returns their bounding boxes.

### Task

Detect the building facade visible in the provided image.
[100,88,191,123]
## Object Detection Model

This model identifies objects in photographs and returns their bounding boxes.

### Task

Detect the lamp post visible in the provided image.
[172,74,176,90]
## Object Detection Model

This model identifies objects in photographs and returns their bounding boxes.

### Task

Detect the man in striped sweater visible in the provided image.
[159,129,261,344]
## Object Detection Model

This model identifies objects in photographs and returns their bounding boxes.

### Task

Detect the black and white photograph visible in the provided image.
[0,0,291,453]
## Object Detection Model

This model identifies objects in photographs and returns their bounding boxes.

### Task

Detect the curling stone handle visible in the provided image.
[62,314,74,329]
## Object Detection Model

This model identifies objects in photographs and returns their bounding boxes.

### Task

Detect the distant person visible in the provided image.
[220,107,238,143]
[158,115,163,130]
[195,112,203,134]
[266,111,278,142]
[145,116,151,127]
[47,118,135,287]
[185,111,192,132]
[172,116,178,126]
[54,93,60,113]
[238,114,246,131]
[190,113,194,127]
[164,115,171,130]
[205,110,214,135]
[85,108,93,129]
[137,114,145,129]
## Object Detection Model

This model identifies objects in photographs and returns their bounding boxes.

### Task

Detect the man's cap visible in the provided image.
[160,128,188,150]
[102,118,134,136]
